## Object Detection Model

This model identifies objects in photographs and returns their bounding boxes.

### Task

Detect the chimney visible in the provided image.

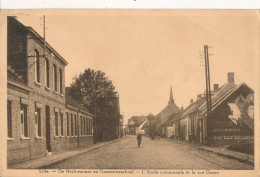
[190,99,193,104]
[213,84,219,91]
[228,72,234,83]
[181,106,184,111]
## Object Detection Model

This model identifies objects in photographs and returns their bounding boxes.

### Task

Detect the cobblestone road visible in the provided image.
[46,136,253,169]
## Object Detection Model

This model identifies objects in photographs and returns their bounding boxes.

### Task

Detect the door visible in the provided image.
[199,119,204,144]
[46,106,51,152]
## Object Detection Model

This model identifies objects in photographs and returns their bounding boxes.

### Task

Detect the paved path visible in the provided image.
[46,136,253,170]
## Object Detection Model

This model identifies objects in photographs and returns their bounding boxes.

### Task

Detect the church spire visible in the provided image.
[168,85,174,105]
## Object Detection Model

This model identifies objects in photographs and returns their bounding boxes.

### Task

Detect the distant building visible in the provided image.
[157,86,180,137]
[128,116,148,135]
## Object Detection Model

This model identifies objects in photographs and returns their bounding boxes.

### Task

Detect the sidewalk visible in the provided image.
[8,137,126,169]
[165,138,254,166]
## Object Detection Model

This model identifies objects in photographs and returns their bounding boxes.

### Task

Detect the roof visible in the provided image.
[182,97,206,118]
[65,87,93,116]
[7,66,26,85]
[7,67,32,92]
[9,16,68,65]
[158,103,180,124]
[199,82,253,118]
[128,116,148,127]
[170,100,200,123]
[140,121,148,130]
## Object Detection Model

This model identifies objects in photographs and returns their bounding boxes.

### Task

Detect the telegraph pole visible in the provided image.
[94,74,97,144]
[203,45,212,144]
[43,15,46,59]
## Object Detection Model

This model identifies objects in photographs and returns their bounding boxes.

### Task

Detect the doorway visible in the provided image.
[46,106,51,152]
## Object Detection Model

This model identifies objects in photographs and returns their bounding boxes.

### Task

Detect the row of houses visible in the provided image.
[160,73,254,145]
[7,17,96,165]
[126,72,254,146]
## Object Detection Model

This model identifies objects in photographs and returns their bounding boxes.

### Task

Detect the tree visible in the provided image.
[70,69,117,112]
[146,114,161,140]
[69,68,119,142]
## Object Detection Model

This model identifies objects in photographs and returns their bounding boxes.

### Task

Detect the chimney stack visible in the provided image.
[228,72,234,83]
[190,99,193,104]
[213,84,219,91]
[181,106,184,111]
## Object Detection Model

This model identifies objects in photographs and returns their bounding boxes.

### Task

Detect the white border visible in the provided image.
[1,0,260,9]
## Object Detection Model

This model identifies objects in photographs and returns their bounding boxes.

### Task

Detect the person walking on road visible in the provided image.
[137,133,142,148]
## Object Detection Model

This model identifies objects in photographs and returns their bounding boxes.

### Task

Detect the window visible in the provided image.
[66,113,69,136]
[71,114,74,136]
[86,118,89,135]
[45,58,50,88]
[75,115,78,136]
[83,117,86,135]
[59,69,63,94]
[90,119,93,135]
[80,116,83,135]
[35,107,41,137]
[54,111,58,136]
[53,64,57,91]
[60,112,64,136]
[89,118,91,135]
[7,101,12,138]
[20,104,28,137]
[35,50,40,83]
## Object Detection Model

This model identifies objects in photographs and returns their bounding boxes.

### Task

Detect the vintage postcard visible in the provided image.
[0,9,259,177]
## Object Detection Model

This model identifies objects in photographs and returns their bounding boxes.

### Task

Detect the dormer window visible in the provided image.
[34,50,40,83]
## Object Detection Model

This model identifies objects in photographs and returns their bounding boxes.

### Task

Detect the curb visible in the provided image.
[164,139,254,166]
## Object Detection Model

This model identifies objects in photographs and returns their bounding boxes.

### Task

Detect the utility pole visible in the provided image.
[203,45,212,144]
[118,94,120,139]
[43,15,46,59]
[94,74,97,144]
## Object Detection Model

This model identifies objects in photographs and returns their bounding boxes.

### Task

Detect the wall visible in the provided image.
[66,108,94,150]
[7,84,30,165]
[181,117,189,141]
[7,17,28,83]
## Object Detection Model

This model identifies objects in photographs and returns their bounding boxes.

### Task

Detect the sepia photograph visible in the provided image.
[0,9,259,177]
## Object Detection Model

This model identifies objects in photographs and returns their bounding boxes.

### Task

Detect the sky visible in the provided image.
[10,10,259,123]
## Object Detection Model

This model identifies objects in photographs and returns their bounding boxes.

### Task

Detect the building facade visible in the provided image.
[127,116,148,135]
[7,16,93,165]
[197,73,254,145]
[169,72,254,145]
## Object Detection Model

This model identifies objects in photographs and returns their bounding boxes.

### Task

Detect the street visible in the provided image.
[45,136,253,170]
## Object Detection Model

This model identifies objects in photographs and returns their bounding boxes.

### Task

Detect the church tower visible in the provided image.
[168,86,174,105]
